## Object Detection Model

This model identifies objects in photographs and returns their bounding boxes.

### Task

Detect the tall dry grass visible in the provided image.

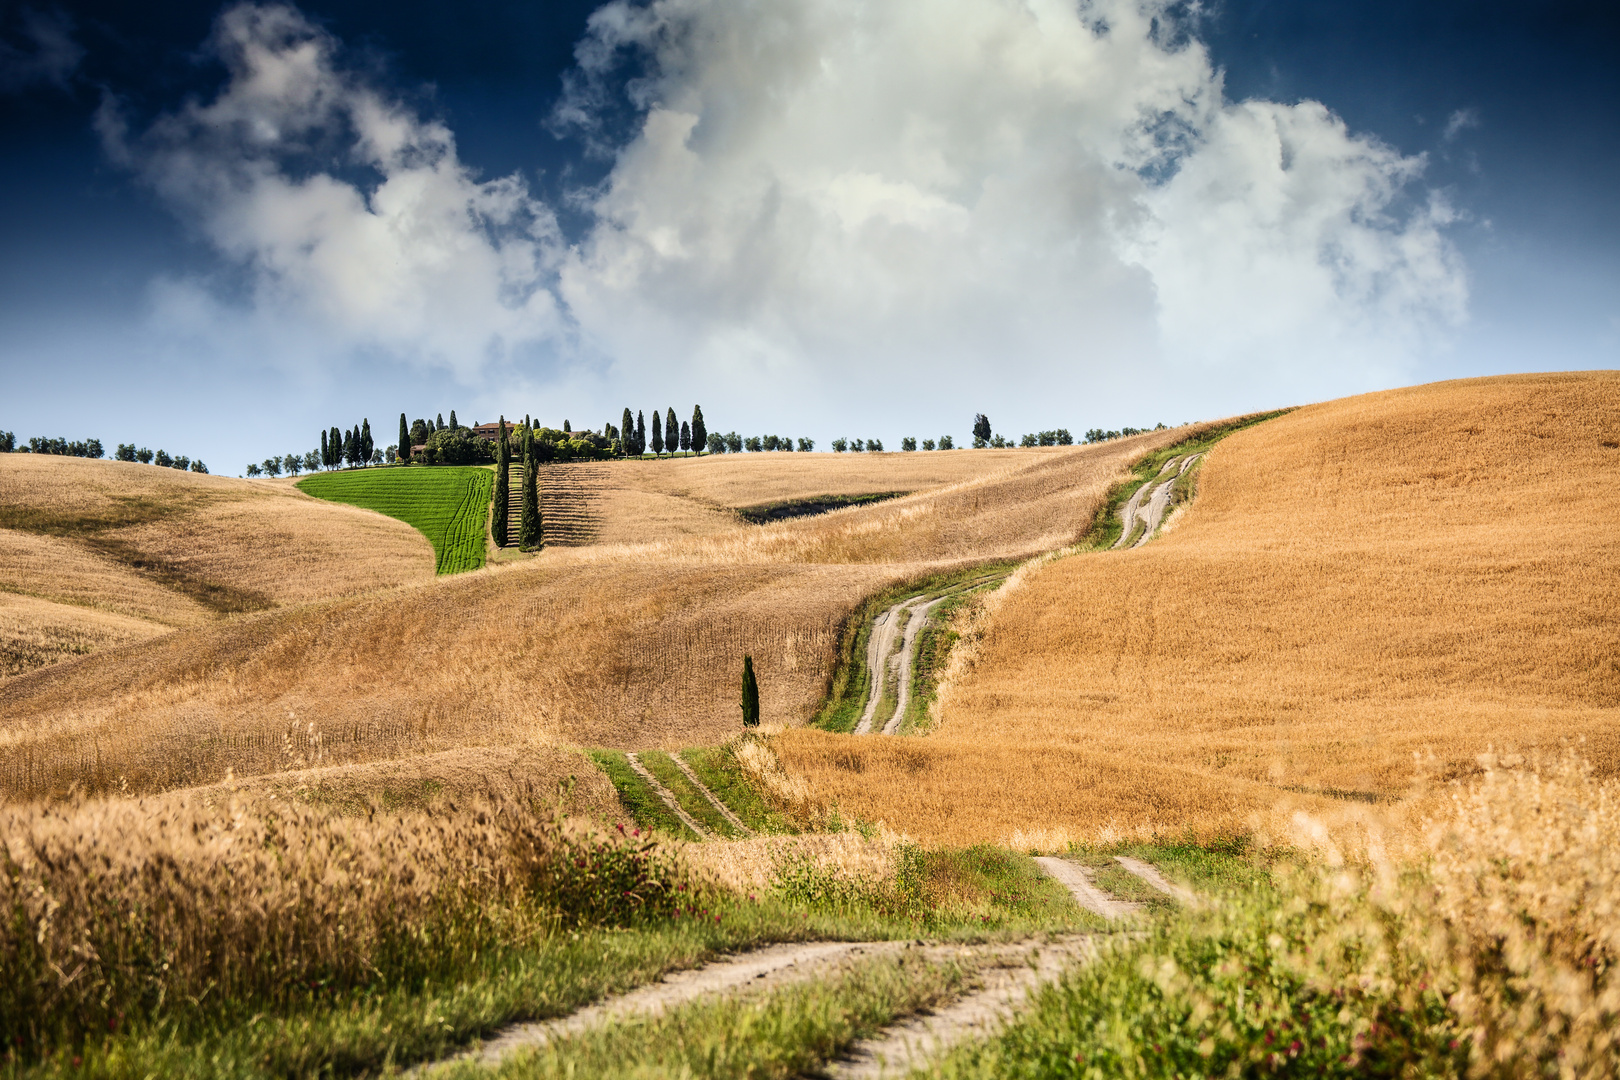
[0,786,688,1051]
[780,373,1620,845]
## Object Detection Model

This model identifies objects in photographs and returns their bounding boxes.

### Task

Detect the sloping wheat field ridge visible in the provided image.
[0,456,434,683]
[779,372,1620,845]
[0,438,1174,800]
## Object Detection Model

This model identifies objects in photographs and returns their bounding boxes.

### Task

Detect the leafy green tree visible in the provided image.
[664,408,677,455]
[762,434,779,451]
[519,426,543,551]
[902,437,917,451]
[832,437,848,452]
[973,414,991,446]
[261,457,281,477]
[410,419,428,447]
[155,449,173,467]
[245,463,261,477]
[921,439,935,451]
[939,435,954,449]
[115,443,136,461]
[303,450,320,472]
[135,447,153,464]
[798,438,815,452]
[741,655,760,727]
[868,438,883,452]
[190,460,208,474]
[707,432,726,453]
[173,456,189,471]
[690,406,706,455]
[725,431,742,453]
[651,413,664,456]
[283,453,302,476]
[745,435,763,452]
[493,417,510,547]
[0,431,14,453]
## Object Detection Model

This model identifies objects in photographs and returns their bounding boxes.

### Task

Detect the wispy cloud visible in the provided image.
[0,6,82,93]
[1443,108,1481,143]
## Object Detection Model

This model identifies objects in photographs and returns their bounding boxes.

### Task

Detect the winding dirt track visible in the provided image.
[625,752,711,839]
[669,752,756,837]
[1112,453,1201,549]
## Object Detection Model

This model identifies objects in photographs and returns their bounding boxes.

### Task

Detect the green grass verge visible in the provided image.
[636,751,747,839]
[585,750,704,842]
[431,951,969,1080]
[812,564,1017,733]
[1080,409,1293,550]
[678,745,800,835]
[298,466,494,574]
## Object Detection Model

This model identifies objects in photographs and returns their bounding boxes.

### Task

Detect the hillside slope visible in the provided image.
[0,432,1184,799]
[0,457,436,681]
[778,372,1620,845]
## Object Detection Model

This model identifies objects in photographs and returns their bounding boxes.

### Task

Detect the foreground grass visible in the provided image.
[678,745,799,835]
[298,467,493,574]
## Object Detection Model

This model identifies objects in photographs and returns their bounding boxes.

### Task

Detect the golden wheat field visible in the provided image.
[0,433,1177,800]
[777,372,1620,845]
[0,455,435,679]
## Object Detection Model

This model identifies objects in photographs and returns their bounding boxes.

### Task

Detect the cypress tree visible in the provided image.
[320,429,328,469]
[436,413,445,431]
[330,427,342,468]
[651,412,664,456]
[519,426,543,550]
[680,420,691,452]
[398,413,409,464]
[741,656,760,728]
[665,408,678,456]
[635,411,646,456]
[621,408,633,454]
[691,406,706,456]
[493,417,510,547]
[360,418,373,464]
[449,410,458,430]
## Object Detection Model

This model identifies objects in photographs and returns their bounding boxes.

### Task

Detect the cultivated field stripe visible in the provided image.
[1031,857,1143,919]
[624,752,712,840]
[667,752,756,837]
[829,936,1096,1079]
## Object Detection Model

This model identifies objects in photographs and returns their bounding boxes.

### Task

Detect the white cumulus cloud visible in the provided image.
[102,0,1467,426]
[100,3,566,377]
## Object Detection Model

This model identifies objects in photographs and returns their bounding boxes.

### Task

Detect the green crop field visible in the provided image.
[297,467,493,575]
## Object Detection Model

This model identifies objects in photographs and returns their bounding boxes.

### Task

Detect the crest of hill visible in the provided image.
[0,456,435,682]
[777,371,1620,847]
[0,432,1184,801]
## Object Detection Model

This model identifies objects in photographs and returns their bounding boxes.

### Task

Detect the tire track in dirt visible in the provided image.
[1031,857,1144,919]
[625,751,711,840]
[668,752,756,837]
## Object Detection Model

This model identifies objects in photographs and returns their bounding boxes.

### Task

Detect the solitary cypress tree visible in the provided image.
[493,417,510,547]
[741,656,760,728]
[680,420,691,452]
[690,406,706,456]
[519,427,542,550]
[398,413,408,464]
[665,408,678,456]
[651,413,664,456]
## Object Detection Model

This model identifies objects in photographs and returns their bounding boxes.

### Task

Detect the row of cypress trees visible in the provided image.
[491,417,543,551]
[319,420,373,469]
[617,405,706,457]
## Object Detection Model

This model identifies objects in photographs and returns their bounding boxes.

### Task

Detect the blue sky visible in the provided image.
[1,0,1615,474]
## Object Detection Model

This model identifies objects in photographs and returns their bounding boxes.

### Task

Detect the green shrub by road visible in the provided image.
[299,466,493,574]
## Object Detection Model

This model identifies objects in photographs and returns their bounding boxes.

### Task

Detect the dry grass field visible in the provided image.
[0,434,1179,799]
[0,456,435,680]
[777,372,1620,845]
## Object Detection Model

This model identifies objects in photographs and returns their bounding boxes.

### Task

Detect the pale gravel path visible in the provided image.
[668,752,755,837]
[1032,857,1144,919]
[625,751,711,840]
[880,597,947,736]
[1111,480,1153,549]
[417,941,913,1074]
[829,937,1096,1079]
[853,598,917,735]
[1131,479,1177,548]
[1115,856,1195,902]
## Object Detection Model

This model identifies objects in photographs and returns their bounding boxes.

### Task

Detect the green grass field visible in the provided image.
[297,466,493,574]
